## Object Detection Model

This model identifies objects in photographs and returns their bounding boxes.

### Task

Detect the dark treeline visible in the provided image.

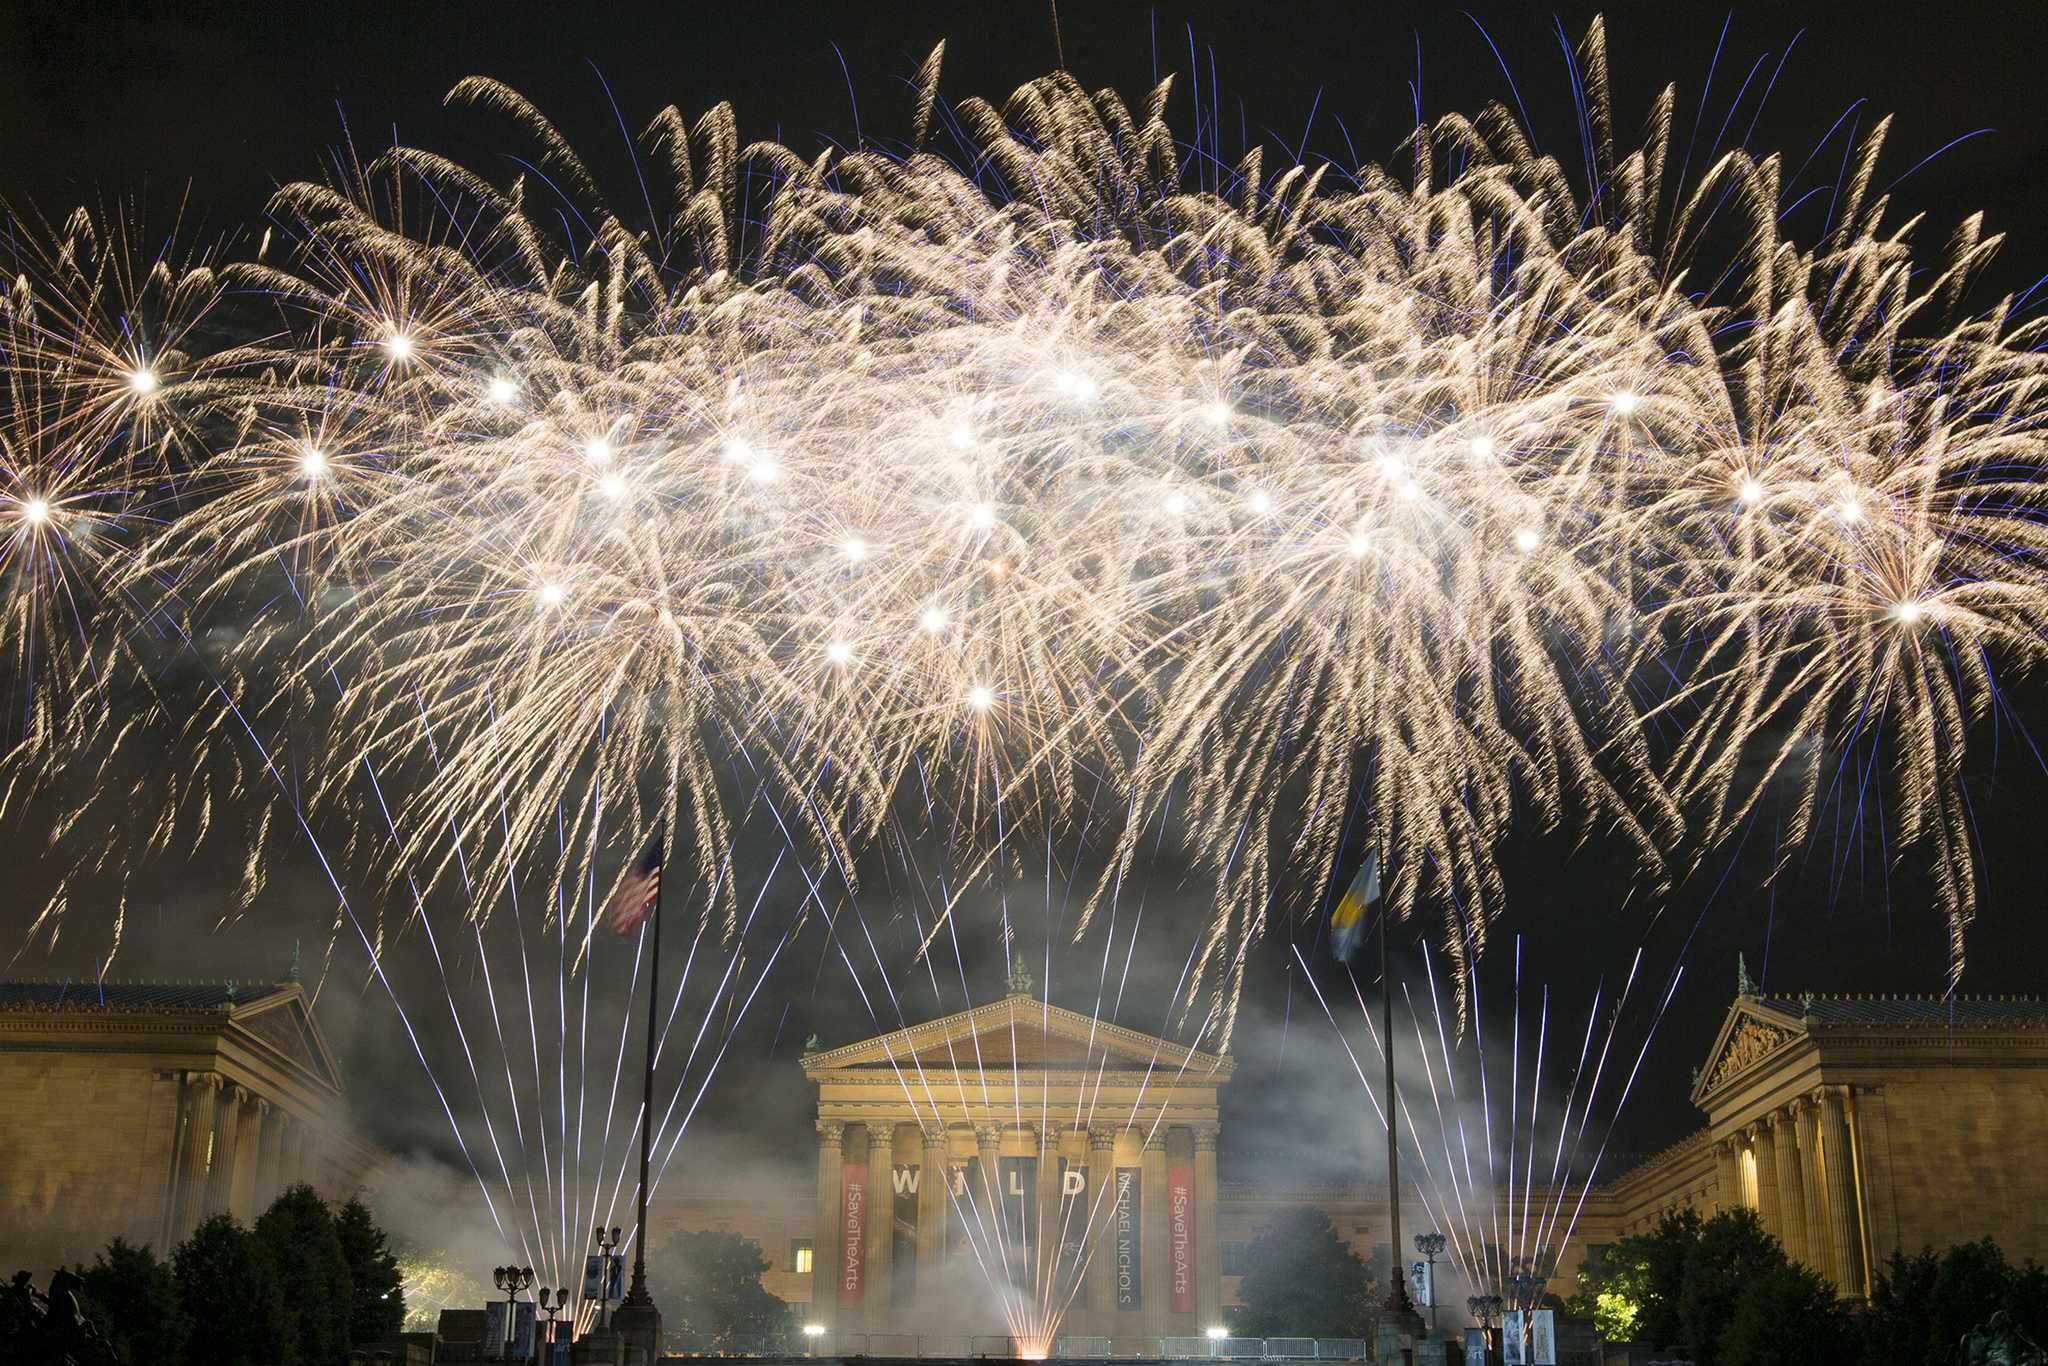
[3,1184,403,1366]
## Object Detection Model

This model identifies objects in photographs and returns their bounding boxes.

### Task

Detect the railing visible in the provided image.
[661,1333,1371,1360]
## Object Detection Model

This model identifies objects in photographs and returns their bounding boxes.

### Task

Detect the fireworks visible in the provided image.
[6,22,2048,1042]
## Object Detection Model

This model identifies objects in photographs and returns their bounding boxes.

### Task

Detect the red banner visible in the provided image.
[1168,1165,1194,1314]
[840,1162,867,1307]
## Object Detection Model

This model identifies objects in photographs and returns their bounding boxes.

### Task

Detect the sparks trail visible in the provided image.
[7,20,2046,1048]
[1297,933,1680,1305]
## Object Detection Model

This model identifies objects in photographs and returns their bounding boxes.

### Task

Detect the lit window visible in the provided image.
[792,1240,814,1274]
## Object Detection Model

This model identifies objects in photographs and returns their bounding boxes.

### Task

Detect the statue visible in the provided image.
[802,1033,820,1052]
[1737,953,1755,997]
[1006,964,1036,998]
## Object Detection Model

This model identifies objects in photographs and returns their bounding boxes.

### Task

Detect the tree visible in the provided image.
[1719,1259,1852,1366]
[1678,1210,1785,1365]
[1563,1245,1640,1343]
[1928,1239,2022,1358]
[1580,1207,1700,1349]
[173,1214,283,1366]
[76,1238,190,1366]
[1231,1206,1377,1338]
[335,1198,406,1345]
[1861,1248,1942,1366]
[647,1229,791,1346]
[255,1184,353,1366]
[1862,1239,2048,1364]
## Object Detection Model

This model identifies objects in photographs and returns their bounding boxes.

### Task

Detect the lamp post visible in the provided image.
[1413,1232,1445,1334]
[538,1286,568,1363]
[493,1265,534,1360]
[1467,1295,1502,1358]
[593,1225,623,1330]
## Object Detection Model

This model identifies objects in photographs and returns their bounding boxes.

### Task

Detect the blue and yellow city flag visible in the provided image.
[1329,851,1380,962]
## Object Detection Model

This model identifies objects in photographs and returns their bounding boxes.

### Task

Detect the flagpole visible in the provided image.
[621,822,664,1315]
[1380,865,1415,1325]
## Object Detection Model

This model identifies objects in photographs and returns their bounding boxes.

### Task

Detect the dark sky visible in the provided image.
[5,0,2048,1223]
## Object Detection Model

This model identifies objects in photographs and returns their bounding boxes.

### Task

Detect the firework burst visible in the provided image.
[6,21,2046,1041]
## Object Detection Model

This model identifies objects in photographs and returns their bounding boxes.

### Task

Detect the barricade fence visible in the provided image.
[662,1332,1372,1360]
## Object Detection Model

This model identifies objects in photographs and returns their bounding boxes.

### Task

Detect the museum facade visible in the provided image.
[0,974,381,1273]
[656,982,2048,1337]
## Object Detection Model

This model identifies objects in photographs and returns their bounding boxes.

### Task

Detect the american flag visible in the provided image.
[604,831,664,937]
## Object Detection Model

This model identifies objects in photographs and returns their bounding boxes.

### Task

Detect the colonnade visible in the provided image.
[1716,1084,1866,1297]
[810,1118,1221,1339]
[161,1068,331,1245]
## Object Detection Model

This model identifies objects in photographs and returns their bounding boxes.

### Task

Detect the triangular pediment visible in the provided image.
[1690,997,1806,1105]
[803,994,1232,1079]
[228,986,343,1093]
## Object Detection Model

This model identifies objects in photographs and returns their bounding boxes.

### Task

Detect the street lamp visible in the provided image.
[1413,1232,1446,1333]
[592,1225,623,1330]
[493,1265,534,1360]
[803,1323,827,1357]
[1467,1294,1503,1358]
[537,1286,568,1362]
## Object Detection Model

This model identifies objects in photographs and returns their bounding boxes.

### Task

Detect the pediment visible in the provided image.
[804,994,1232,1079]
[1690,998,1805,1105]
[228,987,343,1092]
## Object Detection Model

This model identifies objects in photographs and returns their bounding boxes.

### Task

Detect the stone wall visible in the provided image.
[0,1048,181,1270]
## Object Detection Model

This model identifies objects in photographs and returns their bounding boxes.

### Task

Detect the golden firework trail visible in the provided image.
[6,21,2047,1049]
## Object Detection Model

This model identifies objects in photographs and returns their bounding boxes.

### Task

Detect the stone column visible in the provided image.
[1192,1127,1221,1331]
[867,1125,895,1333]
[201,1084,248,1217]
[916,1126,948,1310]
[279,1120,307,1193]
[1036,1126,1064,1298]
[972,1124,1005,1294]
[256,1110,287,1211]
[1768,1109,1807,1265]
[813,1121,845,1332]
[166,1071,222,1244]
[230,1098,269,1218]
[1085,1128,1118,1334]
[1818,1087,1866,1298]
[1714,1138,1741,1215]
[1792,1096,1833,1282]
[1141,1128,1169,1336]
[1748,1123,1783,1244]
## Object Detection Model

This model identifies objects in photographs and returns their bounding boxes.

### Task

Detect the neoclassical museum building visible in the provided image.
[657,980,2048,1338]
[0,974,380,1272]
[3,967,2043,1339]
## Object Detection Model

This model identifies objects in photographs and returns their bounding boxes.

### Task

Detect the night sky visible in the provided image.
[5,0,2047,1223]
